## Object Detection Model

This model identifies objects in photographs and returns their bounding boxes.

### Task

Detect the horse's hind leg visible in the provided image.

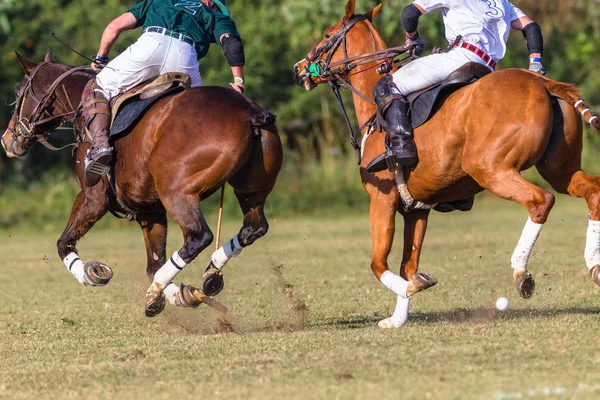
[56,186,112,286]
[144,193,213,317]
[470,169,555,298]
[536,98,600,286]
[202,129,283,296]
[201,190,270,296]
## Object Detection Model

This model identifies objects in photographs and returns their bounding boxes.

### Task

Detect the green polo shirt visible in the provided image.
[128,0,240,60]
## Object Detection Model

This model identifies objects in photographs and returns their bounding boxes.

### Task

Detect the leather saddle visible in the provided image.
[109,72,192,140]
[407,62,492,129]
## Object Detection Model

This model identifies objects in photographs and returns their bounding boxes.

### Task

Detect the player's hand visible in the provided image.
[229,76,245,93]
[405,32,425,56]
[528,58,546,75]
[90,56,109,73]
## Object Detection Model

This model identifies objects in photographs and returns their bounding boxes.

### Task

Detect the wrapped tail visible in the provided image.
[240,95,276,128]
[542,78,600,130]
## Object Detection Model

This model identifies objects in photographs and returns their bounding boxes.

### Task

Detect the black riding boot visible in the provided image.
[82,79,113,187]
[366,75,418,173]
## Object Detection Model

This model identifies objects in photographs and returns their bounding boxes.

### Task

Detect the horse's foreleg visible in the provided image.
[145,193,213,317]
[202,190,268,297]
[368,190,437,328]
[474,170,555,298]
[378,209,431,328]
[57,188,111,286]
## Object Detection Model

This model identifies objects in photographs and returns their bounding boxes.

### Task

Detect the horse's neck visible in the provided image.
[347,23,388,128]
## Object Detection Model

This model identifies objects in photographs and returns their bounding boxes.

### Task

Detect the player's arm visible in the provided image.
[401,2,427,54]
[213,13,245,93]
[511,15,546,75]
[92,12,138,71]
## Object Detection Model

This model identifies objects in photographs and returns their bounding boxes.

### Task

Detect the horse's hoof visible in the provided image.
[178,284,202,308]
[202,265,224,297]
[590,266,600,287]
[83,261,113,286]
[145,283,166,318]
[377,317,404,329]
[514,270,536,299]
[406,272,438,297]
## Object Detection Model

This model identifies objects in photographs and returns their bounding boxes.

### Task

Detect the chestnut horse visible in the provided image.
[3,51,283,317]
[294,0,600,327]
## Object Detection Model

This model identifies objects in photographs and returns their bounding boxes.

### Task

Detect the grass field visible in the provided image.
[1,195,600,399]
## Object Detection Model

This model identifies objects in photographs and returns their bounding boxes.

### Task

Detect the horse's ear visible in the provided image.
[44,49,56,63]
[343,0,356,23]
[15,52,37,75]
[365,3,383,22]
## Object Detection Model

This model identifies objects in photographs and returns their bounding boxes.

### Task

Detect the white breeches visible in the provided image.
[96,32,203,99]
[391,47,492,96]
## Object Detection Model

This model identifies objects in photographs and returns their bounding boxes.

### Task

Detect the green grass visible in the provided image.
[1,195,600,399]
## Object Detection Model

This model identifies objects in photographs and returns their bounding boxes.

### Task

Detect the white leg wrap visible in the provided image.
[390,296,411,327]
[584,218,600,270]
[511,217,544,271]
[153,251,187,288]
[164,283,180,306]
[210,236,243,270]
[63,252,86,284]
[380,270,409,298]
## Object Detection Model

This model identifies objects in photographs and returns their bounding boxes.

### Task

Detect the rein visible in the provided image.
[304,16,414,163]
[10,63,92,151]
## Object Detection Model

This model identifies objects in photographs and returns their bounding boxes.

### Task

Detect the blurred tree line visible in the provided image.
[0,0,599,184]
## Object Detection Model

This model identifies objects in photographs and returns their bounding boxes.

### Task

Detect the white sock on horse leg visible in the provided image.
[153,251,187,288]
[511,217,544,271]
[380,270,409,298]
[63,252,86,284]
[210,236,243,270]
[390,296,411,327]
[584,218,600,270]
[164,283,179,305]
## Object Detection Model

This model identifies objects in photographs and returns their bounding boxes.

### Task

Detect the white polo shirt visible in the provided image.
[413,0,526,61]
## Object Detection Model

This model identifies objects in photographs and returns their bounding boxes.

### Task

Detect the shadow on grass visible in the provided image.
[320,307,600,328]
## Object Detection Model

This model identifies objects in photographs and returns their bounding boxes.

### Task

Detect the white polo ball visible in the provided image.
[496,297,510,311]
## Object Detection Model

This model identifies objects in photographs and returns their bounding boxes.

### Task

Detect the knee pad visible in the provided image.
[373,75,395,103]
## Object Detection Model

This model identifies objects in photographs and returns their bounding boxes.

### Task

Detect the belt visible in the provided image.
[455,41,496,70]
[143,26,194,46]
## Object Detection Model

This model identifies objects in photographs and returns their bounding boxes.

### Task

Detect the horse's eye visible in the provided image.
[324,34,331,40]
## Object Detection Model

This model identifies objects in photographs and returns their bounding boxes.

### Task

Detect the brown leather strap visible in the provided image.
[89,109,111,117]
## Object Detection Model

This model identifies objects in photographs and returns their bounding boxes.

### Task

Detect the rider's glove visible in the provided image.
[528,57,546,75]
[91,55,109,73]
[229,76,245,93]
[405,32,425,56]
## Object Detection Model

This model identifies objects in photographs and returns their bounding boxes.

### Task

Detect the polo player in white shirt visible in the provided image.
[367,0,545,173]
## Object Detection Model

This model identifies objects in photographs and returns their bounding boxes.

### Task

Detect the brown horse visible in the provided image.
[294,0,600,327]
[3,51,283,317]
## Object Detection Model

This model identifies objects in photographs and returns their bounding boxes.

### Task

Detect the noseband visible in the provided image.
[9,62,91,150]
[304,15,368,78]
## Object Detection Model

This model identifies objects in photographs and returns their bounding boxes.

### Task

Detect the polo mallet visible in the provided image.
[190,185,228,313]
[192,288,229,313]
[215,185,225,250]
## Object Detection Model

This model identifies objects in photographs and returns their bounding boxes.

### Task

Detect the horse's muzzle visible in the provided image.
[293,62,317,91]
[2,130,27,158]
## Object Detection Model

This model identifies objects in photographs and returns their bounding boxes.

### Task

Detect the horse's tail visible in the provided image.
[241,95,276,128]
[540,77,600,130]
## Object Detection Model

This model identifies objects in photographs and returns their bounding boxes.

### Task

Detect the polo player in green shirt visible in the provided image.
[82,0,245,186]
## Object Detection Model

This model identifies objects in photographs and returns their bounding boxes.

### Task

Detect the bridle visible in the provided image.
[301,15,415,162]
[8,62,92,151]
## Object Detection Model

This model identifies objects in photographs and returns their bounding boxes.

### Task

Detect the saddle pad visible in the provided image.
[109,86,185,140]
[408,62,492,129]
